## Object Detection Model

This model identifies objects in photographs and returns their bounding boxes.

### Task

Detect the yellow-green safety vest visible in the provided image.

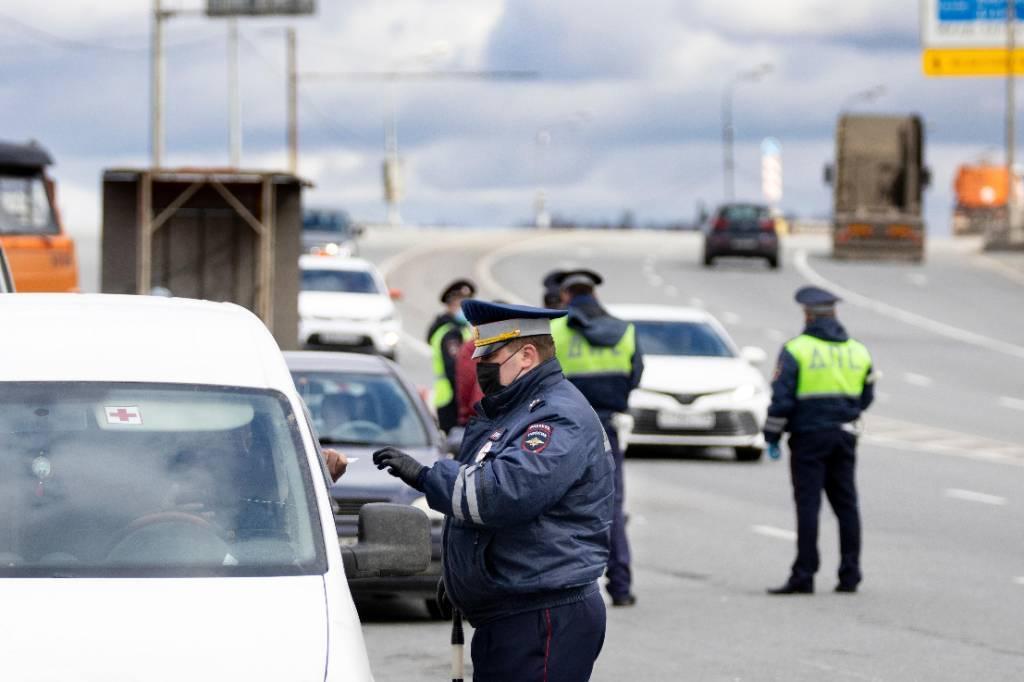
[430,322,471,408]
[550,316,636,377]
[785,334,871,399]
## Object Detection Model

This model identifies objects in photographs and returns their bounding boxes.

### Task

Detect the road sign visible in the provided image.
[761,138,782,205]
[923,47,1024,75]
[207,0,315,16]
[922,0,1024,49]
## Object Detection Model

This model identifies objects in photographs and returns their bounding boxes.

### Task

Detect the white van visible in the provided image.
[0,294,428,681]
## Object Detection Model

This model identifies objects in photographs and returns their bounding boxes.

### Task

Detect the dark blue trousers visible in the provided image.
[470,588,606,682]
[601,422,631,599]
[788,429,861,587]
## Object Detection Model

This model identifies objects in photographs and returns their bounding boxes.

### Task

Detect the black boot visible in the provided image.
[766,579,813,595]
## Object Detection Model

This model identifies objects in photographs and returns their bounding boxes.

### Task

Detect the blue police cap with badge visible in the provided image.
[461,299,566,359]
[795,286,841,314]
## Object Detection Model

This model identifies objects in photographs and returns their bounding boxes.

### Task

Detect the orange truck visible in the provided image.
[0,140,78,291]
[952,164,1014,236]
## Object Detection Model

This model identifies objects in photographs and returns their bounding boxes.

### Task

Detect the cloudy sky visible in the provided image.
[0,0,1013,238]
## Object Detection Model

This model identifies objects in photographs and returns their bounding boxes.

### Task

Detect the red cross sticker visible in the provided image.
[106,406,143,425]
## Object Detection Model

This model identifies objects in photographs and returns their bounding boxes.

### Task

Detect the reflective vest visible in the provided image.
[785,334,871,399]
[430,322,471,408]
[550,317,636,378]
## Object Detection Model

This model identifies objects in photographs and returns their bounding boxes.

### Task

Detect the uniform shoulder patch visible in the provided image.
[521,423,553,454]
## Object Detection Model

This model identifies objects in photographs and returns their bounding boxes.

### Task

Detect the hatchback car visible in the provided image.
[0,294,428,681]
[702,202,780,268]
[286,350,448,616]
[299,255,402,359]
[609,304,770,461]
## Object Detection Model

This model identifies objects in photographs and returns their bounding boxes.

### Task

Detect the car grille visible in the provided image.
[631,409,759,436]
[334,497,389,516]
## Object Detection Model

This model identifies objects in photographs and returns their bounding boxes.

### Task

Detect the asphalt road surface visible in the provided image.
[352,228,1024,681]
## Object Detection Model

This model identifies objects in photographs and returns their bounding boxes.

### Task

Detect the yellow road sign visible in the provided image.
[923,48,1024,76]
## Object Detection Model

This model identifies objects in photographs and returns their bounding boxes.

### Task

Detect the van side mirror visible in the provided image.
[339,503,430,578]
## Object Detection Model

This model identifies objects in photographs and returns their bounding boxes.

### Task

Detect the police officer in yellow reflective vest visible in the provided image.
[765,286,876,595]
[551,269,643,606]
[428,279,476,433]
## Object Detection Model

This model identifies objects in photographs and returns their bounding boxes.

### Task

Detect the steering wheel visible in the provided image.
[327,420,385,442]
[106,511,229,563]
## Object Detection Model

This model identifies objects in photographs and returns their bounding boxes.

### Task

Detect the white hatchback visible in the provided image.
[299,255,401,359]
[609,304,771,461]
[0,294,428,681]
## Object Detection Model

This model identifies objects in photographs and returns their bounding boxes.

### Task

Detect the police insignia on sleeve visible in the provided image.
[521,423,553,454]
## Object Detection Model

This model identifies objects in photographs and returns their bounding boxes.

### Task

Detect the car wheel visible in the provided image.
[735,447,763,462]
[425,598,449,621]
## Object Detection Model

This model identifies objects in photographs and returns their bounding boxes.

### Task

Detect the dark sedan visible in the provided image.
[702,203,780,269]
[285,350,448,617]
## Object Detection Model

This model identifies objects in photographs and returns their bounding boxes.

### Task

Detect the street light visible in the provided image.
[721,62,773,201]
[534,111,591,228]
[842,84,886,111]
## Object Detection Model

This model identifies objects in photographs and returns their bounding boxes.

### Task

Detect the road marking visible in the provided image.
[722,311,742,325]
[646,273,664,287]
[862,414,1024,467]
[974,253,1024,287]
[902,372,934,388]
[751,525,796,541]
[998,396,1024,411]
[907,272,928,287]
[944,488,1008,506]
[1014,576,1024,586]
[663,285,678,297]
[876,390,891,403]
[794,249,1024,362]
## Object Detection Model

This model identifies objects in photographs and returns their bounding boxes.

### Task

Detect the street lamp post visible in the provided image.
[721,63,773,201]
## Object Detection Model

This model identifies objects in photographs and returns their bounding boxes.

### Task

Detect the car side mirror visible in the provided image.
[389,288,403,301]
[740,346,768,365]
[339,503,430,578]
[823,164,834,186]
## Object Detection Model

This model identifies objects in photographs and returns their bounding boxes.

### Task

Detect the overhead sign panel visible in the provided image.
[922,0,1024,75]
[207,0,315,16]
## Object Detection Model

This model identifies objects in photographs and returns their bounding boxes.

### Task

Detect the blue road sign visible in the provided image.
[939,0,1024,22]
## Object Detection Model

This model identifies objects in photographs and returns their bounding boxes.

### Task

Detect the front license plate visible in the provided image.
[656,411,715,430]
[321,333,362,345]
[731,239,758,250]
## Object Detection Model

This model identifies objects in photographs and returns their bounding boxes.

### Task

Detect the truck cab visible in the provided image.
[0,140,78,291]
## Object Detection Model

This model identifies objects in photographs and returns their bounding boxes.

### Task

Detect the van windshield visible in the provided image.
[0,382,326,578]
[0,175,58,235]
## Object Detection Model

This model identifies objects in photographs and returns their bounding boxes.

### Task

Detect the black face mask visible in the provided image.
[476,347,523,396]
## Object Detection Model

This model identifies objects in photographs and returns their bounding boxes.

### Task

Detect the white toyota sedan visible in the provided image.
[299,255,401,359]
[609,304,770,461]
[0,294,427,681]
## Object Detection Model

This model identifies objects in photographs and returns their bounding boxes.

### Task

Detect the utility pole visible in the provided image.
[1008,1,1021,244]
[151,0,166,167]
[721,63,773,202]
[228,18,241,167]
[287,27,298,175]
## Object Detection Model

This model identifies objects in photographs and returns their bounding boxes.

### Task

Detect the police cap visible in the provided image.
[555,268,603,291]
[440,279,477,304]
[461,299,566,358]
[541,269,566,307]
[795,286,841,312]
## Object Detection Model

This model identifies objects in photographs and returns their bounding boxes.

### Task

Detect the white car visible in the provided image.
[299,255,401,359]
[0,294,428,681]
[608,304,771,461]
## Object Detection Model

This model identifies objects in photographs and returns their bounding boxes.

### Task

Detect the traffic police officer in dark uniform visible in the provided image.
[551,269,643,607]
[765,286,876,595]
[427,279,476,433]
[542,269,566,309]
[374,300,614,681]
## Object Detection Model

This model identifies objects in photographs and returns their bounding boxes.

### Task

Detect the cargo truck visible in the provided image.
[0,140,78,291]
[825,114,929,262]
[952,164,1020,237]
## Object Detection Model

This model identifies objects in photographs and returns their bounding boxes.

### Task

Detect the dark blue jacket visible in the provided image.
[419,358,614,626]
[562,295,644,419]
[764,317,876,443]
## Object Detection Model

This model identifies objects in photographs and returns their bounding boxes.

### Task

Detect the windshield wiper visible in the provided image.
[319,436,379,446]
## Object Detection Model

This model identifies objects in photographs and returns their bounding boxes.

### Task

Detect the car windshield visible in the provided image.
[632,321,734,357]
[721,205,769,231]
[0,382,326,578]
[303,210,352,236]
[0,175,58,235]
[292,371,430,448]
[301,269,379,294]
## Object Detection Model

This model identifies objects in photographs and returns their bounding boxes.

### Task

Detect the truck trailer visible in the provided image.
[825,114,928,262]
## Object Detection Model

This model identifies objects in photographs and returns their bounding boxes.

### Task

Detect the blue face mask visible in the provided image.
[454,310,468,325]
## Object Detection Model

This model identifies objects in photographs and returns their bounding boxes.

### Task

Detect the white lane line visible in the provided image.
[944,488,1008,506]
[903,372,934,388]
[1014,576,1024,586]
[751,525,796,541]
[722,311,742,326]
[998,396,1024,411]
[974,254,1024,287]
[794,249,1024,361]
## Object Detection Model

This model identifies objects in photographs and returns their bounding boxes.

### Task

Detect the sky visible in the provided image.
[0,0,1015,239]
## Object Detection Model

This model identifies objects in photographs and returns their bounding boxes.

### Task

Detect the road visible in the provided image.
[356,228,1024,680]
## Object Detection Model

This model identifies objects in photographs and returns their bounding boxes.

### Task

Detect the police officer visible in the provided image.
[428,279,476,433]
[374,300,614,681]
[765,286,876,595]
[542,269,566,309]
[551,269,643,607]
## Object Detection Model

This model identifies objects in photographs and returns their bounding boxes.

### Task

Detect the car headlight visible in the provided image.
[730,384,765,401]
[412,496,445,523]
[382,330,400,347]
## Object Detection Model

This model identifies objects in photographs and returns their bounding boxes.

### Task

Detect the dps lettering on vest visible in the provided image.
[550,317,635,377]
[785,335,871,399]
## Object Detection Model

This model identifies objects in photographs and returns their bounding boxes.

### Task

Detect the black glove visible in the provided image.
[435,578,453,620]
[372,447,427,491]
